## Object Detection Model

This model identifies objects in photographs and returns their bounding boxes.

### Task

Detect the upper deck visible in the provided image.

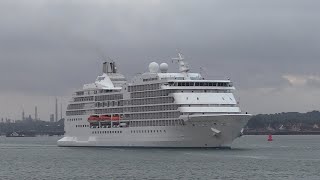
[66,54,244,121]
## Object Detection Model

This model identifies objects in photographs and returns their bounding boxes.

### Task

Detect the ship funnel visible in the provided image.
[102,62,107,74]
[109,62,117,73]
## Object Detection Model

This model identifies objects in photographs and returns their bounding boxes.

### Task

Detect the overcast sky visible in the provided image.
[0,0,319,120]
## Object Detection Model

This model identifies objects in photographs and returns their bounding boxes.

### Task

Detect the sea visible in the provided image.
[0,135,319,180]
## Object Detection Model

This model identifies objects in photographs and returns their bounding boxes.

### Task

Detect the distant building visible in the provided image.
[22,109,25,121]
[35,106,38,121]
[50,114,54,122]
[26,115,32,121]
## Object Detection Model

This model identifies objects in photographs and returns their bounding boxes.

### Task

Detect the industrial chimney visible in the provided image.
[55,98,58,122]
[35,106,38,120]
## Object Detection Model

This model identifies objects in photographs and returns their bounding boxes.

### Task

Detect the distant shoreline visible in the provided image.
[244,131,320,135]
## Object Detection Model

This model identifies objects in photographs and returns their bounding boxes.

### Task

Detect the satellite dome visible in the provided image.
[159,63,168,73]
[149,62,159,73]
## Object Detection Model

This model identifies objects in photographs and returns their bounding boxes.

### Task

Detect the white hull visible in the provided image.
[59,57,252,148]
[58,114,250,148]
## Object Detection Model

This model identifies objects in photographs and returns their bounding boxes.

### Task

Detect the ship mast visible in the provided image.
[172,52,191,80]
[172,53,190,73]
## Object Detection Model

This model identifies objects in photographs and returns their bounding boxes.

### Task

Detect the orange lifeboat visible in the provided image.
[111,115,120,121]
[88,115,100,121]
[100,115,111,121]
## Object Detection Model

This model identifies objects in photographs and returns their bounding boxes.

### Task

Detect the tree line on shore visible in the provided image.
[1,111,319,135]
[0,119,64,136]
[246,111,320,132]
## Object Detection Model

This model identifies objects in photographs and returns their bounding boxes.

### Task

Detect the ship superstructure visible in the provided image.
[58,54,251,148]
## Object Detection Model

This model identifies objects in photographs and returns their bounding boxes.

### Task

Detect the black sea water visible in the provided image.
[0,135,319,180]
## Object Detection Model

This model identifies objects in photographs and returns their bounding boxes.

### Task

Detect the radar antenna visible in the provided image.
[172,52,190,73]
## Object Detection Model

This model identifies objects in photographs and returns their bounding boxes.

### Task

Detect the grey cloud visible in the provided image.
[0,0,320,118]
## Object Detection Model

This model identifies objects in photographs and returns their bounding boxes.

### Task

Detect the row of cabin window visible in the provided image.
[67,118,83,121]
[94,89,115,94]
[92,130,122,134]
[129,119,184,127]
[75,91,84,96]
[96,96,174,108]
[95,101,123,108]
[94,108,124,114]
[74,96,94,102]
[75,90,115,96]
[142,78,158,82]
[131,90,174,99]
[95,97,175,111]
[67,98,175,116]
[170,82,230,87]
[89,119,183,128]
[130,97,174,106]
[66,110,86,116]
[131,129,166,133]
[89,122,125,129]
[129,104,178,112]
[128,83,161,92]
[95,104,177,114]
[67,103,85,110]
[95,94,123,101]
[76,124,89,128]
[126,112,180,120]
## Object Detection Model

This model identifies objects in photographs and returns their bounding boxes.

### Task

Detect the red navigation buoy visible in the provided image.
[267,134,273,141]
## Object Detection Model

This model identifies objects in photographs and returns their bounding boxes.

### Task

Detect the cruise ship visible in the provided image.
[58,53,252,148]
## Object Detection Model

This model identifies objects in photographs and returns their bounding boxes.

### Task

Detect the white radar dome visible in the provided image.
[159,63,168,73]
[149,62,159,73]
